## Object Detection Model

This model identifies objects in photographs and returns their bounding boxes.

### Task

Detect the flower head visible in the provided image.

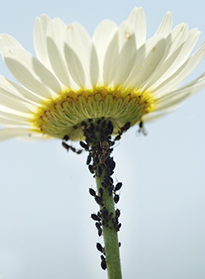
[0,8,205,141]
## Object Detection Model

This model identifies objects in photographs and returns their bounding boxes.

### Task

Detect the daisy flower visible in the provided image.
[0,8,205,141]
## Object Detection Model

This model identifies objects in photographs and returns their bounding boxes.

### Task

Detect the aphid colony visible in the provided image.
[90,189,122,270]
[61,118,130,270]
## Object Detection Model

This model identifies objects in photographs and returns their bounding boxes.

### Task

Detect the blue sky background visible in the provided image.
[0,0,205,278]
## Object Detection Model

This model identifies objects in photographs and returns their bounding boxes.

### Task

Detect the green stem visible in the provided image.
[95,173,122,279]
[81,118,122,279]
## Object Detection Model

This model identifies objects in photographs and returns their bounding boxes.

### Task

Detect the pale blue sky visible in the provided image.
[0,0,205,278]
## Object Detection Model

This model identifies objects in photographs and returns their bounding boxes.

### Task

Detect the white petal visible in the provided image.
[158,73,205,106]
[0,116,30,126]
[126,38,166,89]
[0,34,23,52]
[0,128,35,141]
[0,93,34,113]
[0,111,31,122]
[33,14,51,69]
[117,20,135,51]
[123,43,145,89]
[103,32,119,85]
[46,19,72,88]
[144,29,200,90]
[155,73,205,111]
[155,90,191,111]
[154,12,172,37]
[154,43,205,95]
[64,43,85,88]
[127,7,146,48]
[65,22,92,88]
[167,24,188,57]
[143,109,174,122]
[0,75,43,105]
[169,29,200,69]
[113,34,137,86]
[179,72,205,90]
[90,44,99,86]
[2,47,61,98]
[144,74,205,122]
[93,20,118,83]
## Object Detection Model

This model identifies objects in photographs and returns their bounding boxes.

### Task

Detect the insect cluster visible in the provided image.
[90,193,122,270]
[77,118,129,270]
[61,118,130,271]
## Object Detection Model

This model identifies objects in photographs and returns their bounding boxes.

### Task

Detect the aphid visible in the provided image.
[107,121,114,134]
[88,164,95,174]
[115,209,121,218]
[114,134,121,141]
[96,165,102,177]
[106,157,116,171]
[97,227,102,237]
[62,141,70,151]
[69,144,77,152]
[76,149,83,154]
[117,223,122,231]
[108,186,113,196]
[121,121,131,133]
[101,182,107,188]
[95,222,101,229]
[101,255,107,270]
[95,125,100,132]
[95,195,102,205]
[62,142,83,154]
[91,214,101,221]
[99,188,104,197]
[95,222,103,236]
[79,141,89,150]
[114,121,131,141]
[97,118,102,125]
[101,207,109,218]
[114,194,120,204]
[101,120,106,128]
[89,188,96,197]
[111,218,117,230]
[96,243,104,253]
[138,120,147,136]
[114,182,122,192]
[97,211,101,217]
[86,153,92,165]
[108,169,114,176]
[89,123,94,131]
[119,242,121,247]
[104,176,113,185]
[63,135,69,141]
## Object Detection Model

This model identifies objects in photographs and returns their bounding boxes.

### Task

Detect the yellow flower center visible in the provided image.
[32,86,155,140]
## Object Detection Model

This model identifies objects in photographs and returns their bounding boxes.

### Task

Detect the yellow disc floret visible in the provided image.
[31,86,155,140]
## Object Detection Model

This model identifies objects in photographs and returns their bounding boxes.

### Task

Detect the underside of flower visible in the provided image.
[0,7,205,141]
[32,86,155,140]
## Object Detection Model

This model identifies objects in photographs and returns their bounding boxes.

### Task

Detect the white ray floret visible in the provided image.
[0,7,204,141]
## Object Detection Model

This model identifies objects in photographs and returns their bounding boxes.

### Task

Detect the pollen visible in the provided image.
[31,86,155,140]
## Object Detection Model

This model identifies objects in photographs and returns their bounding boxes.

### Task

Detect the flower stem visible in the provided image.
[81,118,122,279]
[95,174,122,279]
